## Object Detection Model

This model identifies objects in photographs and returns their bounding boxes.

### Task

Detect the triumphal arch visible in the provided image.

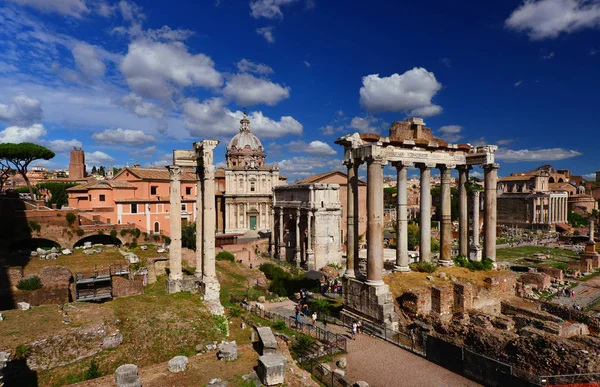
[335,118,498,328]
[166,139,224,315]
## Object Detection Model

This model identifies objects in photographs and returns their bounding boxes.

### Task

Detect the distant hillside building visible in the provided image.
[69,148,85,180]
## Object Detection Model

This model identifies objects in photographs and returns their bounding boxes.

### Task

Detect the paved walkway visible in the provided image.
[263,301,479,387]
[554,275,600,310]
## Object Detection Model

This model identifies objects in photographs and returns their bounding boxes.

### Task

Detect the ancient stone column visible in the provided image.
[278,208,285,261]
[439,165,453,265]
[458,166,469,256]
[484,164,499,263]
[419,163,434,262]
[590,219,595,242]
[540,198,545,224]
[196,140,222,306]
[307,210,314,269]
[168,165,183,281]
[269,207,275,256]
[295,209,301,267]
[470,189,482,262]
[393,162,410,272]
[345,160,359,278]
[366,154,385,285]
[195,169,203,278]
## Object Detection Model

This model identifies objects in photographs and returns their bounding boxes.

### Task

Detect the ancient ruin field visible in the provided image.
[496,245,579,267]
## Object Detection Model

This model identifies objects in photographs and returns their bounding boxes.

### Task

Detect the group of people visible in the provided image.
[294,288,319,328]
[321,279,342,295]
[351,320,362,339]
[557,287,575,298]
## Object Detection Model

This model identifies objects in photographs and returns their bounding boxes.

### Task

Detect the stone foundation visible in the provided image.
[165,275,200,294]
[342,277,397,329]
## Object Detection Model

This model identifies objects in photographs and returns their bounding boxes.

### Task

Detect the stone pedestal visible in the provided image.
[258,353,286,386]
[341,277,398,330]
[257,327,278,355]
[114,364,142,387]
[166,276,200,294]
[469,245,482,262]
[580,242,600,270]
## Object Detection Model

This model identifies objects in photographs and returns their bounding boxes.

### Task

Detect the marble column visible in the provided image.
[195,167,203,278]
[590,218,595,242]
[439,165,453,264]
[269,207,275,256]
[295,209,301,267]
[419,163,434,262]
[484,164,499,263]
[532,200,537,224]
[168,165,183,281]
[470,190,482,262]
[540,198,545,224]
[307,210,314,269]
[197,140,220,300]
[366,155,385,285]
[345,160,359,278]
[393,162,410,272]
[458,166,469,257]
[278,208,285,261]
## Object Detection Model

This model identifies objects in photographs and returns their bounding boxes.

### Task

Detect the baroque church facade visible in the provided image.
[217,113,286,234]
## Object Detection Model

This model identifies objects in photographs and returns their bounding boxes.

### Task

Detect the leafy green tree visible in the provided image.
[182,223,196,250]
[407,222,419,250]
[91,166,97,175]
[38,182,77,208]
[0,142,55,198]
[0,158,14,192]
[98,166,106,176]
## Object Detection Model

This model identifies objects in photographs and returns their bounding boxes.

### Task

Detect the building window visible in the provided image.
[181,203,187,211]
[151,186,157,195]
[88,195,91,201]
[239,181,243,189]
[131,203,137,213]
[186,187,192,195]
[154,221,160,233]
[99,194,105,202]
[251,182,255,192]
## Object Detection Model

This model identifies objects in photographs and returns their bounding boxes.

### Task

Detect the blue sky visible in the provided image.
[0,0,599,181]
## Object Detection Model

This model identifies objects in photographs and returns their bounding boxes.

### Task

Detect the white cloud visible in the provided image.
[320,125,343,136]
[277,156,342,181]
[8,0,89,18]
[0,62,18,72]
[130,145,157,158]
[359,68,443,116]
[86,150,116,165]
[495,148,582,162]
[145,26,195,41]
[72,43,106,79]
[304,60,311,68]
[237,59,274,75]
[287,140,336,156]
[182,97,302,139]
[120,39,222,100]
[92,128,156,146]
[43,138,83,153]
[505,0,600,40]
[256,26,275,43]
[0,94,43,126]
[583,172,597,180]
[496,139,515,146]
[438,125,463,142]
[0,123,46,143]
[514,80,523,87]
[114,93,164,120]
[250,0,297,19]
[542,51,555,59]
[223,73,290,106]
[349,116,382,133]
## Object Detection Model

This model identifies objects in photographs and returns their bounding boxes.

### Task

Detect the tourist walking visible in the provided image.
[357,319,362,335]
[312,312,318,327]
[351,321,357,340]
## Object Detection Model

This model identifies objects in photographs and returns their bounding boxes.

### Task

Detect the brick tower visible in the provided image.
[69,148,85,179]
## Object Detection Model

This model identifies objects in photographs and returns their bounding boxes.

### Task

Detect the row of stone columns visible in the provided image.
[274,208,314,268]
[344,158,499,283]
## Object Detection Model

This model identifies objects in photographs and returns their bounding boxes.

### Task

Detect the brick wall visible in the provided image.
[519,272,552,290]
[497,196,530,224]
[538,266,564,282]
[112,276,144,298]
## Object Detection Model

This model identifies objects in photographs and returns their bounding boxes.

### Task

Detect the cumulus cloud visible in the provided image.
[438,125,463,142]
[256,26,275,43]
[120,40,222,100]
[277,156,342,181]
[0,94,43,126]
[514,80,523,87]
[43,138,83,153]
[8,0,89,18]
[146,26,195,41]
[319,125,344,136]
[348,116,383,133]
[182,97,302,139]
[495,148,582,162]
[304,60,311,68]
[237,59,274,75]
[505,0,600,40]
[114,93,164,120]
[0,123,46,143]
[223,73,290,106]
[287,140,336,156]
[92,128,156,146]
[359,68,443,116]
[86,150,116,165]
[250,0,297,19]
[130,145,157,158]
[72,43,106,79]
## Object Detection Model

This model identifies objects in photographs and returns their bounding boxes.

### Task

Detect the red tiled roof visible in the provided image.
[118,167,197,181]
[296,170,366,186]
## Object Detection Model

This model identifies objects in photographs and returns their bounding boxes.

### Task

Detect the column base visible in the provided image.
[469,245,482,262]
[438,260,454,268]
[165,275,201,294]
[341,277,398,330]
[393,265,411,272]
[365,279,385,286]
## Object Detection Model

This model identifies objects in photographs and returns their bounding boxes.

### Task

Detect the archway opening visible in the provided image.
[12,238,60,250]
[74,234,122,248]
[549,177,555,183]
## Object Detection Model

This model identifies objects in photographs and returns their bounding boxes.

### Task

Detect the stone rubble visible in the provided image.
[217,340,238,361]
[17,302,30,311]
[167,355,188,373]
[114,364,142,387]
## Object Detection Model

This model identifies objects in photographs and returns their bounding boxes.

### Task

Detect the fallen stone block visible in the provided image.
[114,364,142,387]
[17,302,30,311]
[168,355,188,373]
[354,382,369,387]
[83,249,95,255]
[336,357,347,369]
[257,326,278,355]
[124,254,139,264]
[334,369,345,377]
[258,353,286,386]
[217,340,238,361]
[61,249,72,255]
[83,242,92,249]
[102,332,124,349]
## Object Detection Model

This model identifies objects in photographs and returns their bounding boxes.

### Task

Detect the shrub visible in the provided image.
[130,238,138,249]
[65,212,76,226]
[17,276,42,291]
[327,263,343,270]
[14,344,30,359]
[120,229,128,237]
[76,229,85,236]
[291,335,315,358]
[216,251,235,262]
[84,360,101,380]
[153,235,160,242]
[227,306,243,318]
[213,315,228,336]
[97,230,104,236]
[28,221,41,233]
[110,229,117,238]
[273,319,287,331]
[134,228,141,238]
[453,255,494,271]
[416,261,438,273]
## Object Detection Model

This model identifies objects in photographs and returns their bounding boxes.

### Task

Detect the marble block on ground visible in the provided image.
[258,353,286,386]
[167,355,188,373]
[257,326,278,355]
[114,364,142,387]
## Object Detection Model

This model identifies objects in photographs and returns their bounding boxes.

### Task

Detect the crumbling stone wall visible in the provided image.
[538,266,563,282]
[519,273,551,290]
[112,276,144,298]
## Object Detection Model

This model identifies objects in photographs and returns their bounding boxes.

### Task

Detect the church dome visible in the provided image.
[226,113,266,169]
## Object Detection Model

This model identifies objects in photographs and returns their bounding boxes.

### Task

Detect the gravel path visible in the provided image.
[330,325,480,387]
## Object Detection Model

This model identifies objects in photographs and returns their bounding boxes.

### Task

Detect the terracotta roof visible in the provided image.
[296,170,366,186]
[499,175,535,182]
[549,182,575,191]
[66,179,98,191]
[117,167,197,181]
[115,197,198,203]
[88,181,135,189]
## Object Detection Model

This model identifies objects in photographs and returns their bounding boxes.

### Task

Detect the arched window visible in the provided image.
[154,222,160,233]
[251,182,256,192]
